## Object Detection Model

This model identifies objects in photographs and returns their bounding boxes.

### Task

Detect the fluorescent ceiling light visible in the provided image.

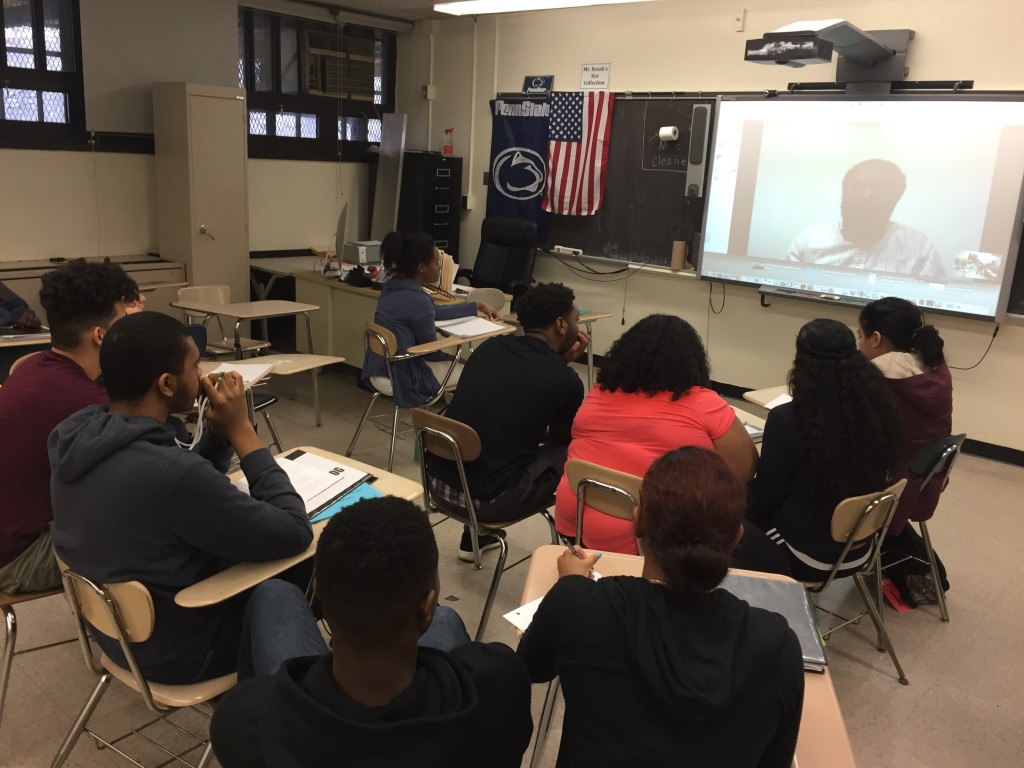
[435,0,657,16]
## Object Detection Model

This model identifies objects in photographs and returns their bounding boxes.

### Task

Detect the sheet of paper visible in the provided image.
[210,362,275,386]
[764,393,793,409]
[310,483,382,523]
[503,596,544,633]
[503,571,603,632]
[434,317,506,337]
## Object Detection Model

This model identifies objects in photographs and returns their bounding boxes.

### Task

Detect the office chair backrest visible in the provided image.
[185,324,208,355]
[473,218,539,292]
[830,479,908,545]
[411,408,481,462]
[365,321,398,358]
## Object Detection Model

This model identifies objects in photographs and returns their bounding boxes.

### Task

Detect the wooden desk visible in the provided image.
[170,298,319,369]
[409,323,516,356]
[744,385,790,409]
[174,447,421,608]
[252,353,345,426]
[521,545,856,768]
[249,256,320,300]
[0,331,50,349]
[503,311,611,388]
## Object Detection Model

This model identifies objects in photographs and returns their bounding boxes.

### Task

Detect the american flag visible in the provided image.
[542,91,614,216]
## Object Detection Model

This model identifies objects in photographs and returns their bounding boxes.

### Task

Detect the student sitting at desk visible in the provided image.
[210,496,533,768]
[519,447,804,768]
[361,231,500,408]
[553,314,785,574]
[0,260,139,594]
[750,318,900,581]
[0,280,40,330]
[859,296,953,603]
[49,312,313,684]
[430,282,587,560]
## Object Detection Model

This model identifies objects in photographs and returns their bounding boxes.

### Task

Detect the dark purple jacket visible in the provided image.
[886,363,953,534]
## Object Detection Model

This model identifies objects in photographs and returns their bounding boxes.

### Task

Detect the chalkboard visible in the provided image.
[544,96,716,267]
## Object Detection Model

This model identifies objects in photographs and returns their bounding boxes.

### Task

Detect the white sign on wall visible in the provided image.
[580,62,611,90]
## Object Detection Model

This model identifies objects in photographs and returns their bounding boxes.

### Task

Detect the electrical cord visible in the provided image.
[176,395,210,450]
[948,324,999,371]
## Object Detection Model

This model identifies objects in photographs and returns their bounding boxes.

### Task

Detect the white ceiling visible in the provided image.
[318,1,439,21]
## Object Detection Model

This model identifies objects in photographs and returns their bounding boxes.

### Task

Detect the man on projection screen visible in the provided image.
[788,159,947,280]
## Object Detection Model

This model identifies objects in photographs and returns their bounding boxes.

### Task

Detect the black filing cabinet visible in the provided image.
[371,152,463,261]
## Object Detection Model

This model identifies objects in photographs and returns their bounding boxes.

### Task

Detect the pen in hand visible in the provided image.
[566,543,585,559]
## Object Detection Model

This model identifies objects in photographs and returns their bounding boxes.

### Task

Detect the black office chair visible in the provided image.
[456,218,538,309]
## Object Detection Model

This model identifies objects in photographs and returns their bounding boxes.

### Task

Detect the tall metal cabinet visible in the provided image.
[370,152,464,260]
[153,83,249,302]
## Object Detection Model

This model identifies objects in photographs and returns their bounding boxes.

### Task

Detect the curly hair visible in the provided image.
[638,447,745,594]
[315,496,438,645]
[380,231,435,278]
[788,318,900,504]
[39,259,140,349]
[516,282,575,330]
[859,296,945,369]
[597,314,710,400]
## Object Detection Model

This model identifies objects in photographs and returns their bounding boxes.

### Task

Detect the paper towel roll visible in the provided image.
[659,126,679,142]
[670,240,688,271]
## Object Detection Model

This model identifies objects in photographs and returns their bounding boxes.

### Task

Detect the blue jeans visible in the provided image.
[238,579,472,679]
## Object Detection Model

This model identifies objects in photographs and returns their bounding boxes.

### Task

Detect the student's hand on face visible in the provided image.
[557,546,601,579]
[125,295,147,314]
[201,373,254,443]
[476,302,501,321]
[16,310,41,330]
[562,329,590,363]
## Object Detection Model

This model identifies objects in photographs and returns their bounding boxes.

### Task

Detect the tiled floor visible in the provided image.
[2,363,1022,767]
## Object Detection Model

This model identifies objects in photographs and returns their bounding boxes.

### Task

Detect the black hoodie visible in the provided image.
[518,575,804,768]
[210,644,533,768]
[48,405,313,684]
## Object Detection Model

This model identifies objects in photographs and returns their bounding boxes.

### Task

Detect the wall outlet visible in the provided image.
[422,84,436,101]
[734,8,746,32]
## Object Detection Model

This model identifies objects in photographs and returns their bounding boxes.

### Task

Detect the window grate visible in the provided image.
[248,110,267,135]
[41,89,65,122]
[3,87,38,121]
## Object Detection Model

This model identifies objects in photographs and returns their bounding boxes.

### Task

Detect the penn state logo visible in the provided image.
[492,147,546,201]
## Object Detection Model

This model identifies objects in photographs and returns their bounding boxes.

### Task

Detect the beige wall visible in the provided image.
[403,0,1024,450]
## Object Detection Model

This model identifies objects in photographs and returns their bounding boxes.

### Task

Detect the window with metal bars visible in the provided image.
[0,0,84,146]
[238,7,394,161]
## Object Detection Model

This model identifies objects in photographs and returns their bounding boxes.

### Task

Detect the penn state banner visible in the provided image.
[487,97,550,232]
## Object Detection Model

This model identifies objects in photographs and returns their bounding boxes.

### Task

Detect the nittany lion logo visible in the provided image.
[492,147,546,201]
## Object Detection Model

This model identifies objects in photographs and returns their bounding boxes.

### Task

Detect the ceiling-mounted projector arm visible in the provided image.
[811,20,894,67]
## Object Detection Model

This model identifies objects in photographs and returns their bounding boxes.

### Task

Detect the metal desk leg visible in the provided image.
[583,320,595,388]
[233,319,243,361]
[530,677,561,768]
[301,312,322,427]
[250,272,279,341]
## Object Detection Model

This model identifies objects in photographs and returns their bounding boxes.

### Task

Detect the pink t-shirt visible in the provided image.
[555,386,736,555]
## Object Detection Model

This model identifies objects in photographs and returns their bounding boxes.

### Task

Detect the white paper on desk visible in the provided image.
[210,362,275,386]
[235,451,369,515]
[764,393,793,410]
[503,571,604,632]
[504,596,545,632]
[434,317,505,337]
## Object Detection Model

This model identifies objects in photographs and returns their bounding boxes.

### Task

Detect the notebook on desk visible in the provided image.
[435,316,505,337]
[720,572,827,672]
[234,449,371,518]
[0,324,50,341]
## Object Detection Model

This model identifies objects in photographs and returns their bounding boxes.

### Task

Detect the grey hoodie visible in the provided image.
[518,575,804,768]
[49,405,312,683]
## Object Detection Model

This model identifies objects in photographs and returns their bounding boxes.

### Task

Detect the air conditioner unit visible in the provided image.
[305,30,375,101]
